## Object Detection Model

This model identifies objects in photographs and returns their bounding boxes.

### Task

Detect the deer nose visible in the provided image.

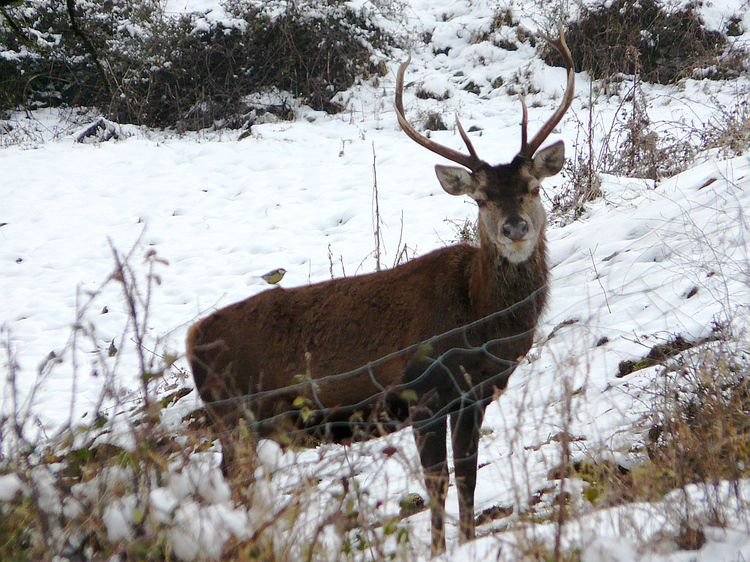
[502,217,529,241]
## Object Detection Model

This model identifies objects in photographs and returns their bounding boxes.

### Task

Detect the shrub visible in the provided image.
[0,0,398,129]
[699,97,750,158]
[555,338,750,512]
[601,85,695,180]
[545,0,745,84]
[646,340,750,489]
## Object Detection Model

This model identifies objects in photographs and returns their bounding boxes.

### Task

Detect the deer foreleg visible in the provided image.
[414,412,448,553]
[451,400,484,543]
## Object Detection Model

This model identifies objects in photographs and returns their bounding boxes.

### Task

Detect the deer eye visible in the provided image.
[530,186,541,196]
[476,199,487,208]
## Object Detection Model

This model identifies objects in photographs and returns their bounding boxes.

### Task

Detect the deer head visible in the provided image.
[395,26,574,264]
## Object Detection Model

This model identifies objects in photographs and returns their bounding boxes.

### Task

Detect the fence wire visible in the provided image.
[198,284,546,443]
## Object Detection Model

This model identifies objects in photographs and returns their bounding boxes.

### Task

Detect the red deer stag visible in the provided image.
[187,26,574,553]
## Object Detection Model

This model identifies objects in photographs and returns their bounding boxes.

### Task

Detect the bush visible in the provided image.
[646,339,750,489]
[0,0,397,129]
[699,97,750,158]
[600,83,696,180]
[546,0,745,84]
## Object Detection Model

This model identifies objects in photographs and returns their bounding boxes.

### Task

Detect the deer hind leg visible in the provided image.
[450,400,485,543]
[205,397,257,479]
[413,411,448,553]
[188,341,260,477]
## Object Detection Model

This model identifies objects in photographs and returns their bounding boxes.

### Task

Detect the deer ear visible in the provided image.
[435,165,476,196]
[531,140,565,179]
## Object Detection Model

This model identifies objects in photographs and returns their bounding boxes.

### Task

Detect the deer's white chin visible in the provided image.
[499,240,535,264]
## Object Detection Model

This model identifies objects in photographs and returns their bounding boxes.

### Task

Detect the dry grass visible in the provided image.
[0,243,423,561]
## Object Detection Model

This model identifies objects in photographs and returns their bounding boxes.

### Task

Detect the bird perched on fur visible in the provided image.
[260,268,286,285]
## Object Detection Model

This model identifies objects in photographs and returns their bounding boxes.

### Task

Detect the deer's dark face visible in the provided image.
[435,140,565,264]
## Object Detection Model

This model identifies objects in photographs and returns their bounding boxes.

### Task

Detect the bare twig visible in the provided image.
[589,248,611,314]
[372,142,383,271]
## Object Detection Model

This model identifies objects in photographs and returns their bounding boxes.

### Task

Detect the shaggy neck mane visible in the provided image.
[468,236,549,321]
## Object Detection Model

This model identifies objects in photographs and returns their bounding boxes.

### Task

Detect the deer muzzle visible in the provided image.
[501,216,530,242]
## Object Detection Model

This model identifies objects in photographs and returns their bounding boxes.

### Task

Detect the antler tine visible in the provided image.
[519,22,575,158]
[395,57,484,172]
[454,112,480,162]
[519,94,528,154]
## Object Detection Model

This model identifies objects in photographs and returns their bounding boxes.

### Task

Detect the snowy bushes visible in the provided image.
[646,338,750,490]
[0,246,230,560]
[0,0,398,129]
[549,0,746,84]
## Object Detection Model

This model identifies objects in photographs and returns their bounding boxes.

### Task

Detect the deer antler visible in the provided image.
[519,23,575,158]
[395,57,485,172]
[396,23,573,168]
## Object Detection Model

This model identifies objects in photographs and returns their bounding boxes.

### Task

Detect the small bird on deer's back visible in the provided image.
[260,268,286,285]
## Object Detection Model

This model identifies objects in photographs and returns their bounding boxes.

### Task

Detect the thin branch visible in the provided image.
[372,142,382,271]
[590,248,611,313]
[65,0,111,98]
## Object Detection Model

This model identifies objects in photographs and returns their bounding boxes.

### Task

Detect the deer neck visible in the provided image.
[469,235,548,320]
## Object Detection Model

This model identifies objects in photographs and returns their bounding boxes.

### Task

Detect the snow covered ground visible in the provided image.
[2,0,750,560]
